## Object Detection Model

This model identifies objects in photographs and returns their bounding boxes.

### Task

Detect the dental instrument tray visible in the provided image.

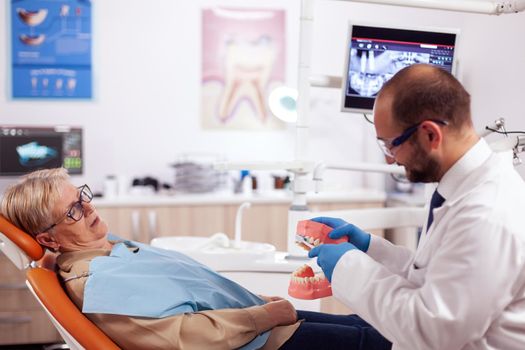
[171,161,227,193]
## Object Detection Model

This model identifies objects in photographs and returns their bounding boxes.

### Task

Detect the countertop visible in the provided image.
[93,188,387,207]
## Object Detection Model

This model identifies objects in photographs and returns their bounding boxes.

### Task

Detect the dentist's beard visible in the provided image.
[404,140,441,183]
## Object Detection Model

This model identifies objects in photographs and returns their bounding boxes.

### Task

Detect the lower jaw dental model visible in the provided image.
[288,220,347,300]
[289,264,332,299]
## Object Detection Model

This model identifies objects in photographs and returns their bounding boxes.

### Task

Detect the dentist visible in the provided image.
[309,64,525,349]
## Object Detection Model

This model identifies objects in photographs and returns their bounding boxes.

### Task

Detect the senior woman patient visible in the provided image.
[1,168,391,350]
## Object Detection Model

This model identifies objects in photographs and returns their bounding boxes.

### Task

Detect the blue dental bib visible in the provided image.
[83,239,270,349]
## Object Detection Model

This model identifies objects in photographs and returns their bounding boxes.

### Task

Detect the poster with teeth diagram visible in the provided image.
[10,0,92,99]
[201,7,286,130]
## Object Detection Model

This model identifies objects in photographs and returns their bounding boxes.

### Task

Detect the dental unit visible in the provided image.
[209,0,525,311]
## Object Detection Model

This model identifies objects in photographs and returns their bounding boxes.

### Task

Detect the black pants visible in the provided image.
[280,311,392,350]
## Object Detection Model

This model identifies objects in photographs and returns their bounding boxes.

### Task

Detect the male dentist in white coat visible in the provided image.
[309,64,525,350]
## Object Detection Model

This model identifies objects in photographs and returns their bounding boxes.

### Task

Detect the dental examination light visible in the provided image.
[269,87,298,123]
[268,76,343,123]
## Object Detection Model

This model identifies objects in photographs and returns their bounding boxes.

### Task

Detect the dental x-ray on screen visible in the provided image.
[341,23,459,114]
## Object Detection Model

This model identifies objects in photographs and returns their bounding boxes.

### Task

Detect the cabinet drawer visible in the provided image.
[0,310,62,345]
[0,287,42,312]
[0,253,26,284]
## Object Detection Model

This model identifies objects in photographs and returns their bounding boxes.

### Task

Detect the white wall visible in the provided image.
[1,0,524,193]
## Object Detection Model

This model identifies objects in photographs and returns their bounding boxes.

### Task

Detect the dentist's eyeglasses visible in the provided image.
[41,185,93,233]
[377,119,448,158]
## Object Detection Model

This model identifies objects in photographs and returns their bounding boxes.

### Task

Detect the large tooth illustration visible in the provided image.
[218,36,277,122]
[17,8,48,26]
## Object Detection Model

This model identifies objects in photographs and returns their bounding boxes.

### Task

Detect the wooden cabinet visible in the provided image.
[0,254,61,345]
[96,199,385,251]
[96,206,151,242]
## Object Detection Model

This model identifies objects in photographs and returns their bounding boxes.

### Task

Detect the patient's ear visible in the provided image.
[36,232,60,252]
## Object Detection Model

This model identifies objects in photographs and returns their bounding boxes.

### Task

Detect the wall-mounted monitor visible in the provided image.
[0,126,83,176]
[341,23,459,114]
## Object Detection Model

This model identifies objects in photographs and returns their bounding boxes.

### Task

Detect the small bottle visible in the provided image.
[241,170,253,196]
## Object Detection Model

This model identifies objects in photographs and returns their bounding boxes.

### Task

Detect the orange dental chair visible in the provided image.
[0,215,119,350]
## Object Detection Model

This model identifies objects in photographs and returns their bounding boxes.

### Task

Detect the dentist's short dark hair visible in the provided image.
[378,64,472,131]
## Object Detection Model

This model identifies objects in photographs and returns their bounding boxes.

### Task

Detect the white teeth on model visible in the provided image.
[301,235,323,247]
[291,275,325,284]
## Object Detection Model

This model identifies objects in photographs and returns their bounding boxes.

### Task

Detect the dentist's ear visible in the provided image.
[420,120,443,149]
[36,232,60,252]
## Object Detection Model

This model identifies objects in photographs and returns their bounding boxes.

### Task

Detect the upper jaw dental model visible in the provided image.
[288,220,347,300]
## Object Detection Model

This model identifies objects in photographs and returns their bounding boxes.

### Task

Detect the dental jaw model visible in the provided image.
[288,220,346,300]
[289,264,332,300]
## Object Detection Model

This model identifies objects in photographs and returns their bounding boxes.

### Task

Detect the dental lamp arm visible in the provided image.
[313,162,405,192]
[214,160,314,172]
[337,0,525,15]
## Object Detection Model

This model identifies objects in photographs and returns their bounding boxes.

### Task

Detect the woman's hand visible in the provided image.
[262,299,298,326]
[259,295,284,303]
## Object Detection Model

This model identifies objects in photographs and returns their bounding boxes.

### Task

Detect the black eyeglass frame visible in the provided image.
[40,184,93,233]
[377,119,449,157]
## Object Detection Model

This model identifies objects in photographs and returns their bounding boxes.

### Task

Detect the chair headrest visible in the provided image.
[0,215,45,269]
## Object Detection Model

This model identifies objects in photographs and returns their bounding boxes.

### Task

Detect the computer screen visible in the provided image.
[0,126,83,176]
[341,23,458,113]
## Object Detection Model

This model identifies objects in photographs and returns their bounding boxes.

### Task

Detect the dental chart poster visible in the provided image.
[201,7,286,130]
[10,0,92,99]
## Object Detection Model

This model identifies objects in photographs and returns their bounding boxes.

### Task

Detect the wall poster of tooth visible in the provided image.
[201,7,286,130]
[10,0,92,99]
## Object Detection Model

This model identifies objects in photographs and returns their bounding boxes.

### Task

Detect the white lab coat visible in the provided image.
[332,139,525,350]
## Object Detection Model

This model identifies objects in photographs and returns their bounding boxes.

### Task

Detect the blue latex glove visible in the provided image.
[310,217,371,252]
[308,243,357,282]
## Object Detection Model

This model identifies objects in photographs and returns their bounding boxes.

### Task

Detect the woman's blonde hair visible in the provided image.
[0,168,69,236]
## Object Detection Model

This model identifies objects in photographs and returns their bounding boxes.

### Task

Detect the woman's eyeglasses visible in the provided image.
[41,185,93,233]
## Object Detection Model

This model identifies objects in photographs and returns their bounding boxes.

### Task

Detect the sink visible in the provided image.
[150,234,277,271]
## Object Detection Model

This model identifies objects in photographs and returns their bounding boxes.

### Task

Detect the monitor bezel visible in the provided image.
[340,22,460,115]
